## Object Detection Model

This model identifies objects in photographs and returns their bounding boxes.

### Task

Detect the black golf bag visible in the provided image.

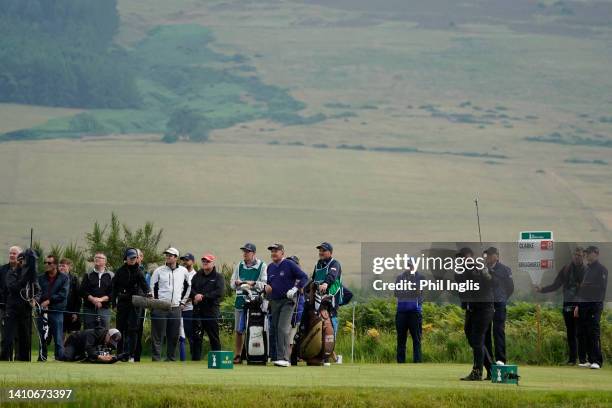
[242,286,268,365]
[292,282,335,366]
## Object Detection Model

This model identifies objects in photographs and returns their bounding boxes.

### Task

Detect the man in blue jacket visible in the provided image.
[483,247,513,370]
[264,243,307,367]
[536,247,586,365]
[36,255,69,361]
[394,264,424,363]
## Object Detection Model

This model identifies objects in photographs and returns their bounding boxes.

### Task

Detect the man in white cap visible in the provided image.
[149,247,191,361]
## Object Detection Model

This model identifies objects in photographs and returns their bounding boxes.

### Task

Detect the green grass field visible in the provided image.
[1,362,611,407]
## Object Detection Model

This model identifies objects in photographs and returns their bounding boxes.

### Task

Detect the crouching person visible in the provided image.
[190,254,225,360]
[62,328,122,363]
[265,244,307,367]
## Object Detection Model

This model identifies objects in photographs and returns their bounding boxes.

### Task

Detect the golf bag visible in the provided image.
[242,285,268,365]
[293,282,335,366]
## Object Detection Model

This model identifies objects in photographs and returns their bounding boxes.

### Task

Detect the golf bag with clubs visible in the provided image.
[292,282,335,366]
[241,284,268,365]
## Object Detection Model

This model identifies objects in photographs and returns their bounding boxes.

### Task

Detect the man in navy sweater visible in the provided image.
[394,265,425,364]
[264,243,307,367]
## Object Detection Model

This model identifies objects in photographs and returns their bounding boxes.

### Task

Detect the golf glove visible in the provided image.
[286,287,298,299]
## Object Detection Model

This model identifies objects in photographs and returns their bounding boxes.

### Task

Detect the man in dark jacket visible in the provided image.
[59,258,82,334]
[35,255,69,361]
[62,327,122,363]
[0,248,38,361]
[394,266,424,364]
[456,248,495,381]
[536,247,586,365]
[112,248,150,362]
[189,253,225,360]
[0,246,22,355]
[483,247,513,367]
[80,253,113,329]
[575,246,608,369]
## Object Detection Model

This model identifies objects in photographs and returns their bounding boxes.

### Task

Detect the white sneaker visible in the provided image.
[578,362,591,368]
[128,358,135,363]
[495,361,505,366]
[274,360,290,367]
[590,363,601,370]
[323,362,331,367]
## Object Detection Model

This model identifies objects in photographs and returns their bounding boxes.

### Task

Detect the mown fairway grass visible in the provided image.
[1,362,611,407]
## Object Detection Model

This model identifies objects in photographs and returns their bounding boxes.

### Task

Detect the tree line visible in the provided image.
[0,0,141,108]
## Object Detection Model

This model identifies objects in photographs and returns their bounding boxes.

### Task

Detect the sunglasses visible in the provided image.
[201,259,211,264]
[44,262,55,265]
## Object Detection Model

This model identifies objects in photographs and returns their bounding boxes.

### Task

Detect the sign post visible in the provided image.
[518,231,554,285]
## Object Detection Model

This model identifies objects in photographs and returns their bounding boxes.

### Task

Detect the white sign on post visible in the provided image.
[518,231,554,285]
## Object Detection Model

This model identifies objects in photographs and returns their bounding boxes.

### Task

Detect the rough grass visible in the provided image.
[1,363,611,407]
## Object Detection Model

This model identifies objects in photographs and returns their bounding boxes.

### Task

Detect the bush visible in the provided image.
[85,212,164,271]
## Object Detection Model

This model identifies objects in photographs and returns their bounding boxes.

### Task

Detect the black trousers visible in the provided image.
[562,306,586,364]
[465,306,494,372]
[578,303,603,366]
[134,308,145,361]
[485,302,506,363]
[395,311,422,363]
[191,313,221,361]
[116,304,142,359]
[0,304,32,361]
[63,312,81,334]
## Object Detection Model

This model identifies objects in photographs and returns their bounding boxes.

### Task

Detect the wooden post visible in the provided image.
[535,304,542,363]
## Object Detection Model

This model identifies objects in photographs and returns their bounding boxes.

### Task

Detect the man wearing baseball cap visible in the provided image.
[265,243,307,367]
[230,243,267,363]
[179,253,197,360]
[149,247,191,361]
[313,242,344,336]
[112,248,150,362]
[189,253,225,360]
[575,246,608,369]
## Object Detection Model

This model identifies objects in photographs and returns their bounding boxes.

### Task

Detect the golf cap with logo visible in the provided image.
[125,248,138,260]
[180,253,195,261]
[484,247,499,256]
[267,243,284,251]
[585,245,599,254]
[316,242,333,252]
[107,328,121,348]
[201,253,216,262]
[164,247,179,257]
[240,243,257,252]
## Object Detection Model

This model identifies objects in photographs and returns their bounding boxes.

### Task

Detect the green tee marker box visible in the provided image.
[491,364,519,385]
[208,351,234,369]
